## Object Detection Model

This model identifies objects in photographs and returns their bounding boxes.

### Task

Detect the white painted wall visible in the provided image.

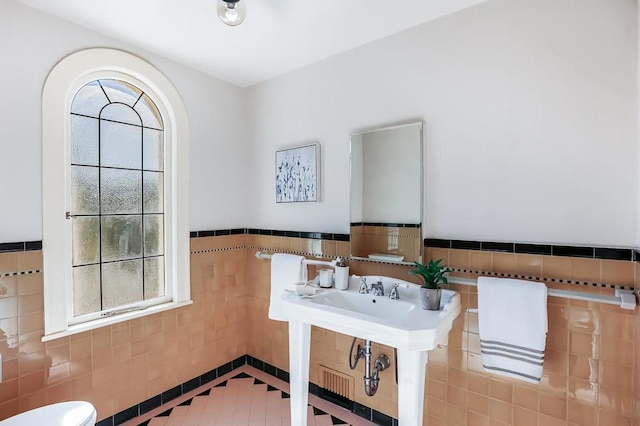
[1,0,637,247]
[0,0,248,243]
[246,0,638,247]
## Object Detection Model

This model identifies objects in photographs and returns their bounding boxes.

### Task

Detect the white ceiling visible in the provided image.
[14,0,485,87]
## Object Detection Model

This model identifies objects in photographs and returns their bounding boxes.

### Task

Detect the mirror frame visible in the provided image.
[349,120,424,265]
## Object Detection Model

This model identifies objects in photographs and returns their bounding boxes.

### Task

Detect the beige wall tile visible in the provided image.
[489,378,513,404]
[513,406,538,426]
[17,252,42,272]
[542,255,571,280]
[568,398,597,426]
[600,259,634,286]
[489,398,513,424]
[491,252,517,274]
[515,254,542,278]
[3,241,638,424]
[539,391,567,420]
[0,253,19,275]
[468,391,489,415]
[569,258,601,283]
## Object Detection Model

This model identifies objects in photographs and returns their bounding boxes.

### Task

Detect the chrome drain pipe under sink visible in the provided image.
[349,338,392,396]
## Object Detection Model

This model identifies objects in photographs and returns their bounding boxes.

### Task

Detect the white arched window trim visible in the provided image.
[42,48,191,341]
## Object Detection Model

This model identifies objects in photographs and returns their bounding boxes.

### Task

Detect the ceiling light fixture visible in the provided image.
[217,0,246,27]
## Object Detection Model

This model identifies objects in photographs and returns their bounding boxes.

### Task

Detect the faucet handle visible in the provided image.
[389,283,400,300]
[358,277,369,294]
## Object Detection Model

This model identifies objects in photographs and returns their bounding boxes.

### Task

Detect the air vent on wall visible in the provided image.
[318,365,354,401]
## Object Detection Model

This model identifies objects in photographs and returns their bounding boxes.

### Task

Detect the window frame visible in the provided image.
[42,49,191,341]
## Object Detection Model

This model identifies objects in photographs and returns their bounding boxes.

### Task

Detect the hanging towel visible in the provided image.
[268,253,308,321]
[477,276,548,383]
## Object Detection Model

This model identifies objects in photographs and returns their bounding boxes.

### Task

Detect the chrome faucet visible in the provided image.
[389,283,400,300]
[358,277,384,296]
[370,281,384,296]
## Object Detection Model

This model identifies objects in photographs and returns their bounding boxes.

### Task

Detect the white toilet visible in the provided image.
[0,401,96,426]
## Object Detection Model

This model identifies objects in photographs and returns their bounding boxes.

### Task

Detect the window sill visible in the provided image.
[41,300,193,342]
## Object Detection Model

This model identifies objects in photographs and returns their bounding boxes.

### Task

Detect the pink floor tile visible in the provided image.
[125,366,380,426]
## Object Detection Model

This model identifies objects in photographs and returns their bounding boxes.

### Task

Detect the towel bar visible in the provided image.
[450,276,636,311]
[255,251,636,310]
[255,250,337,268]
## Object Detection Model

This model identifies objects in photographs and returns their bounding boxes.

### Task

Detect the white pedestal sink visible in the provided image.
[274,275,461,426]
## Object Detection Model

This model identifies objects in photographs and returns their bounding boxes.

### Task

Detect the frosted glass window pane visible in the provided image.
[71,81,109,117]
[135,93,163,129]
[102,259,143,309]
[100,103,141,126]
[144,256,164,300]
[72,264,101,316]
[99,79,142,107]
[71,166,99,215]
[70,115,99,166]
[143,172,163,214]
[144,215,163,256]
[100,120,142,169]
[101,215,142,262]
[101,169,142,214]
[72,217,100,266]
[143,129,164,171]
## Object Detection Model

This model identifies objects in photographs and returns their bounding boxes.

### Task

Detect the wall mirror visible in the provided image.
[350,121,423,264]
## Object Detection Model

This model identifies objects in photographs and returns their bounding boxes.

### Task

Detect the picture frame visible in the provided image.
[275,142,319,203]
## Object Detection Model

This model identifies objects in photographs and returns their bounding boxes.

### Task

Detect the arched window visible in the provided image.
[43,49,190,339]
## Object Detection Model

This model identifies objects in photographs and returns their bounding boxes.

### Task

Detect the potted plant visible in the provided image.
[408,259,452,310]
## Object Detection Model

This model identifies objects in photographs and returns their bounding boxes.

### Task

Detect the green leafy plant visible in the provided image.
[408,259,452,289]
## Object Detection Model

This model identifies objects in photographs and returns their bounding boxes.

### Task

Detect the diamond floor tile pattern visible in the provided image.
[131,372,355,426]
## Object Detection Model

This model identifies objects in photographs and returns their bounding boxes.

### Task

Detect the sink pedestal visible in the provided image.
[396,349,428,425]
[287,320,430,426]
[288,321,311,425]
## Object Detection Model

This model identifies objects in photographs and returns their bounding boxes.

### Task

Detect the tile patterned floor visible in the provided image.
[122,366,375,426]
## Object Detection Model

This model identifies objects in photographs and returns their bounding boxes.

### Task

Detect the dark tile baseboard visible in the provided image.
[190,228,350,241]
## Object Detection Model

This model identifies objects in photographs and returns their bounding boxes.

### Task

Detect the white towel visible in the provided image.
[268,253,308,321]
[477,276,548,383]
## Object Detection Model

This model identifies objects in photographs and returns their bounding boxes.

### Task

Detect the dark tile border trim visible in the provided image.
[0,241,42,253]
[189,228,246,239]
[350,222,421,228]
[98,354,395,426]
[190,228,350,242]
[425,238,635,261]
[11,236,636,262]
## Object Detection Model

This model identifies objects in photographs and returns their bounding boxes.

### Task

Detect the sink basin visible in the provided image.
[278,275,461,351]
[308,290,416,319]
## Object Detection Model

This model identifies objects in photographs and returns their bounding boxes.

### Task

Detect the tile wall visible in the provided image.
[245,234,640,426]
[0,231,638,425]
[0,234,249,422]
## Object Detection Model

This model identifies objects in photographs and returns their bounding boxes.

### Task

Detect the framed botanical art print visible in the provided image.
[275,143,319,203]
